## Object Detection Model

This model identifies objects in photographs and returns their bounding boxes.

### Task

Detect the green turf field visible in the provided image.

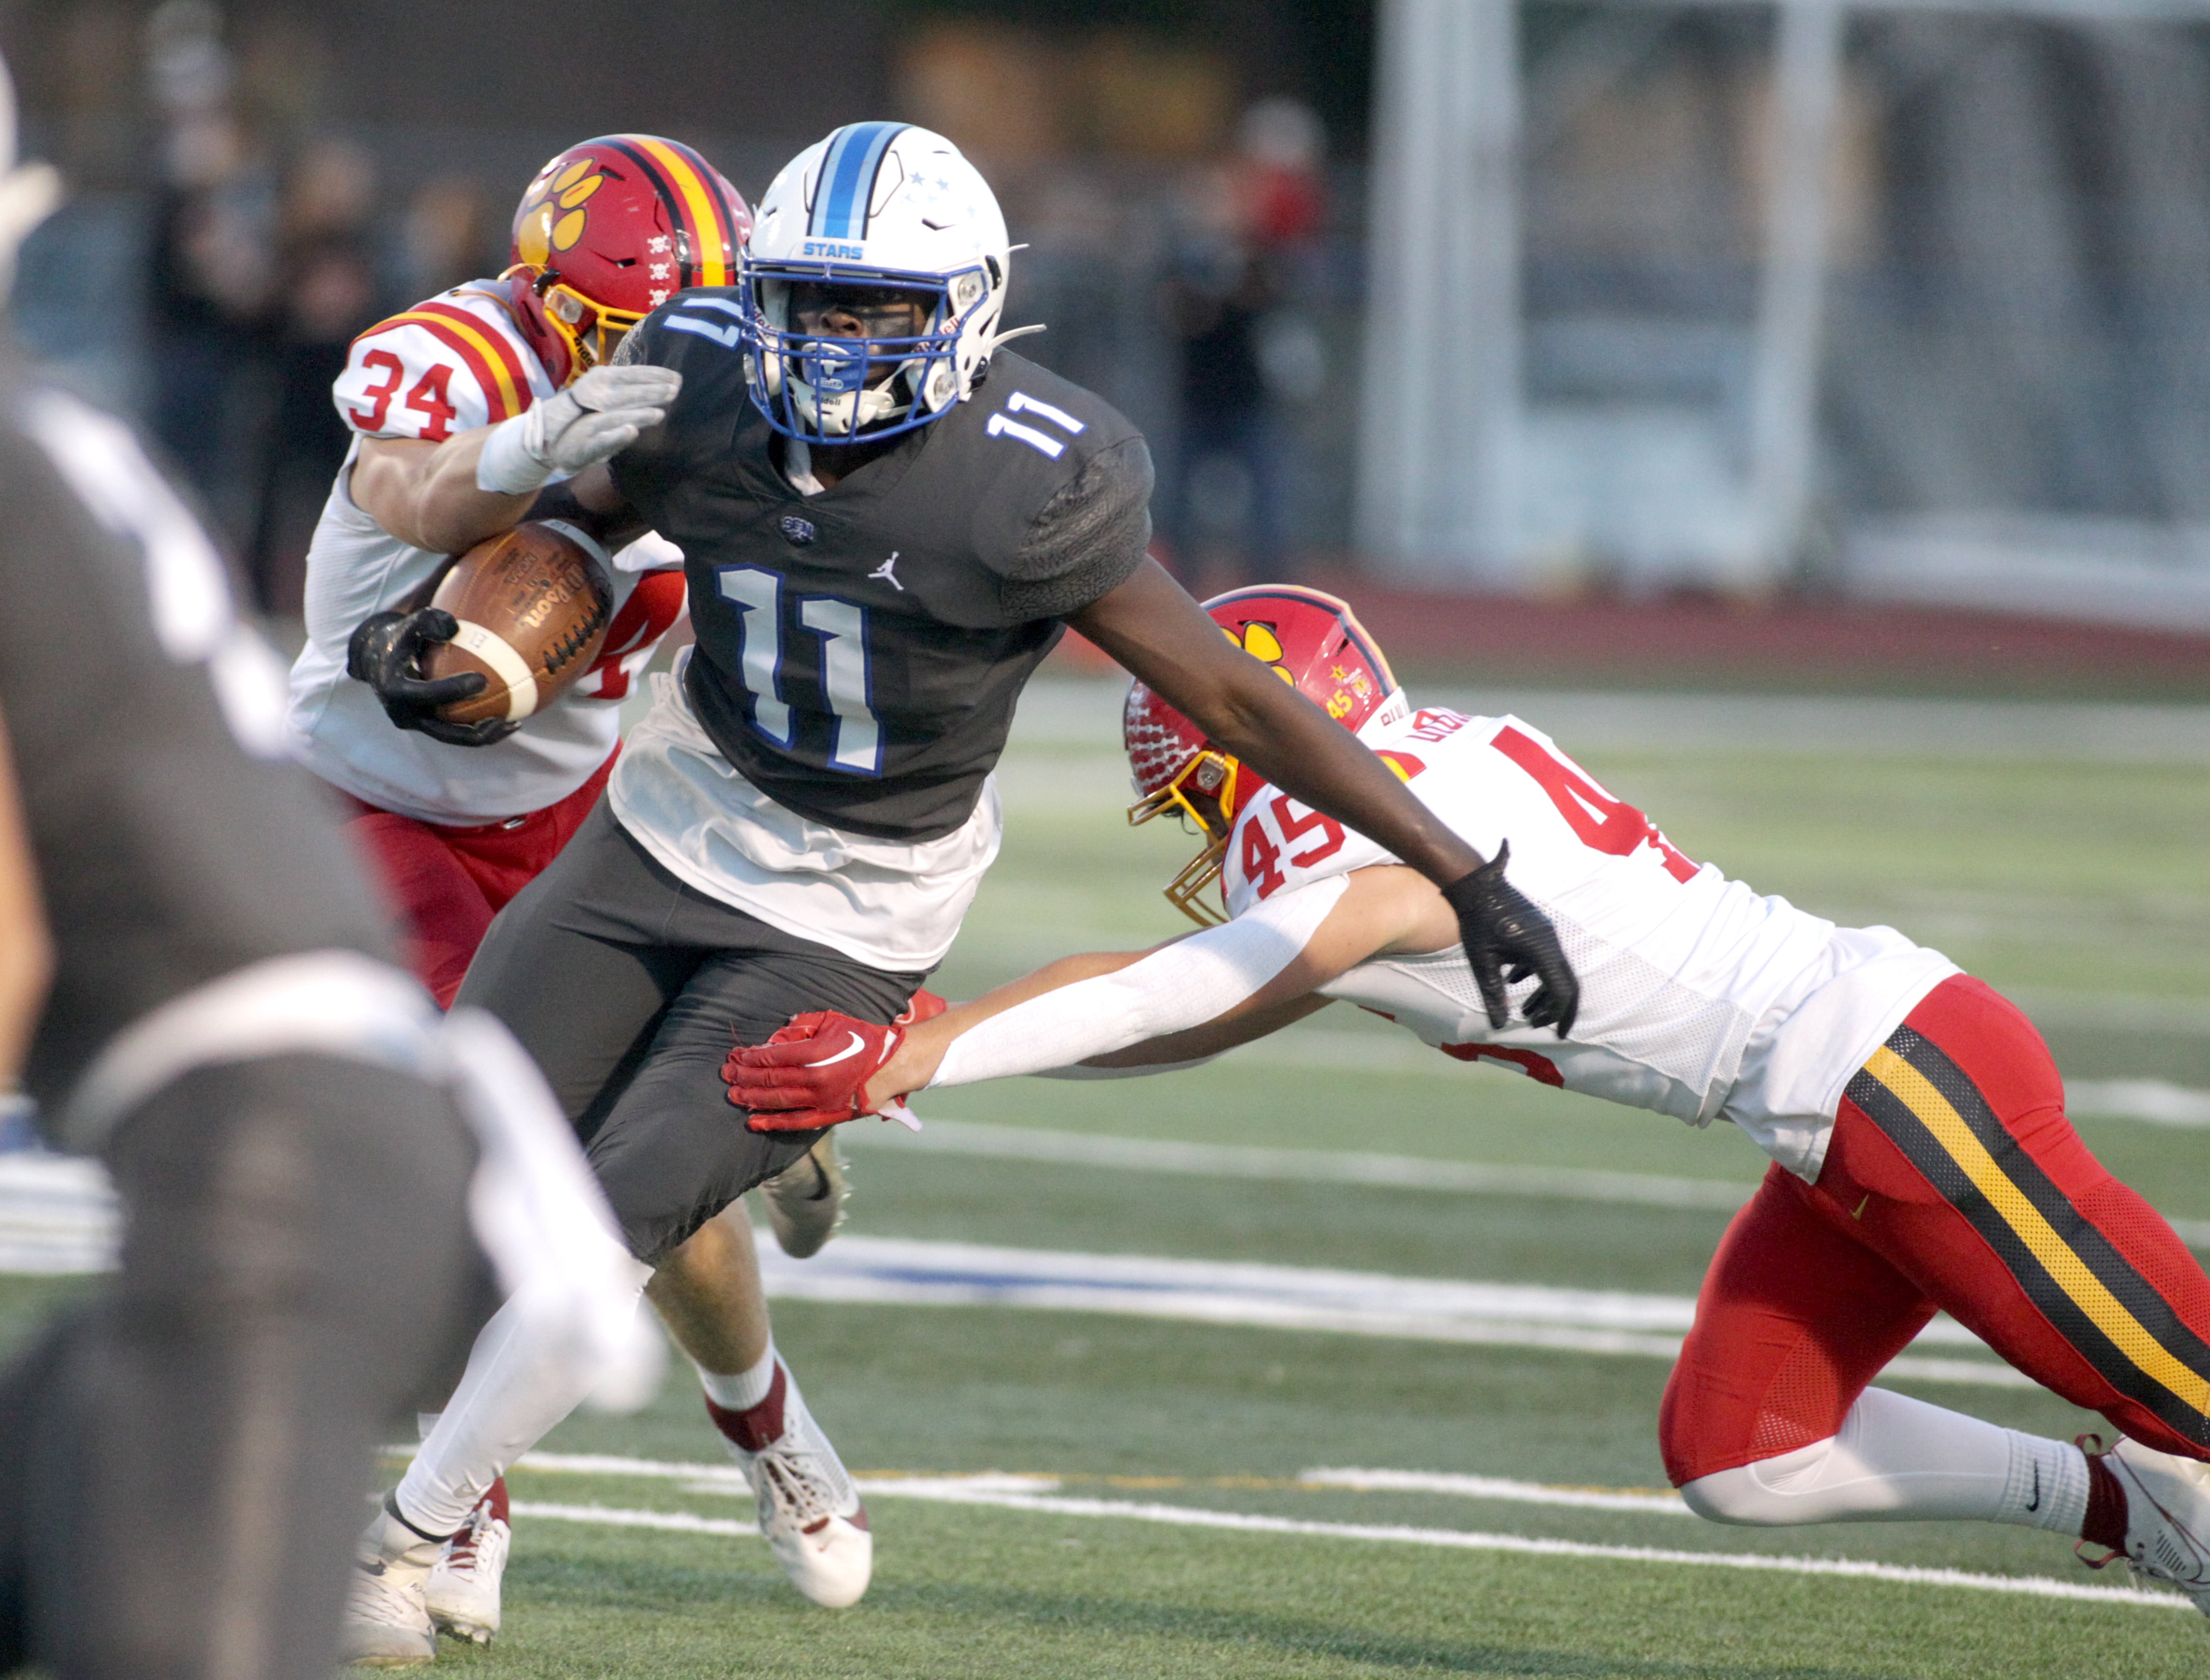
[7,683,2210,1677]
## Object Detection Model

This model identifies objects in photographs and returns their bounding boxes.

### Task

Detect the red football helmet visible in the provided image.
[1125,584,1406,925]
[506,135,752,383]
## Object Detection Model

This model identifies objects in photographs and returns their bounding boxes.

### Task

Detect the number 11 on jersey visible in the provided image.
[716,567,884,775]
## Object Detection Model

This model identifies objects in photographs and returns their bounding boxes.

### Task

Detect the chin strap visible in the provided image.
[797,318,1048,434]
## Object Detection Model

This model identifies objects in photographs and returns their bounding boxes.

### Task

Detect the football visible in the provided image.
[422,520,615,725]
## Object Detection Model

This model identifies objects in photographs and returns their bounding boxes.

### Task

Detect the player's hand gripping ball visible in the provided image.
[1441,842,1581,1038]
[346,606,511,746]
[726,991,947,1131]
[348,521,614,747]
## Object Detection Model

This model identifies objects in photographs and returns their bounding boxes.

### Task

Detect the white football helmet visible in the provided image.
[738,122,1030,443]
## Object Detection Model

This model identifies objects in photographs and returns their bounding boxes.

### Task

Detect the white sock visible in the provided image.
[416,1411,440,1441]
[1681,1387,2086,1532]
[698,1342,778,1413]
[393,1279,646,1536]
[1993,1429,2091,1536]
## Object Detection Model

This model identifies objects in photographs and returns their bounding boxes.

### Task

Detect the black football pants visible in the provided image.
[0,1054,488,1680]
[455,801,927,1265]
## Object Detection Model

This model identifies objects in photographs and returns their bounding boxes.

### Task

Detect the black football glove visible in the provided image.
[1440,842,1580,1038]
[345,608,518,748]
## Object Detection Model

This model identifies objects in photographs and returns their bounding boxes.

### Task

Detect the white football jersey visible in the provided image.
[608,654,1002,972]
[286,280,689,825]
[1220,706,1957,1179]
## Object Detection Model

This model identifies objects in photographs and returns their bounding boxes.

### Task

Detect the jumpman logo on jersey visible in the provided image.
[870,551,905,591]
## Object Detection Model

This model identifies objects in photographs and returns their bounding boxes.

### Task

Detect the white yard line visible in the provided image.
[2067,1079,2210,1127]
[749,1232,2031,1386]
[514,1501,757,1539]
[842,1115,1760,1211]
[517,1452,1067,1502]
[1299,1467,1688,1514]
[0,1160,2081,1387]
[2010,993,2210,1042]
[6,1146,2200,1322]
[505,1490,2186,1612]
[844,1117,2210,1251]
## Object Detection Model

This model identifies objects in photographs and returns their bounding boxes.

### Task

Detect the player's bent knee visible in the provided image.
[1678,1459,1822,1526]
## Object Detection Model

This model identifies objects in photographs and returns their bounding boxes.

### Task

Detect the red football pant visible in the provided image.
[1662,974,2210,1485]
[344,752,616,1008]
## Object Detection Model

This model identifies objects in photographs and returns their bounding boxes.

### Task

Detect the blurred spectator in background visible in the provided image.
[247,138,381,614]
[143,1,277,552]
[1238,95,1328,252]
[1160,97,1327,593]
[396,176,495,305]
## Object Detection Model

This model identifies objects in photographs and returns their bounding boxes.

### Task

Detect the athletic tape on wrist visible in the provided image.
[474,410,552,495]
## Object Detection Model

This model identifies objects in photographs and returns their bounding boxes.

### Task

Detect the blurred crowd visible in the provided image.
[121,0,1335,619]
[1155,95,1331,595]
[139,1,498,614]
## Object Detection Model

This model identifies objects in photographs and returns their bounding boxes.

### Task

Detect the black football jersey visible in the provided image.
[0,359,390,1112]
[613,295,1153,842]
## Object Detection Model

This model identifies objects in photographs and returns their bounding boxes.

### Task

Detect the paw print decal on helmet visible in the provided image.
[514,158,608,268]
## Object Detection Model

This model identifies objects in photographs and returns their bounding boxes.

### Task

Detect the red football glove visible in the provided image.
[724,990,946,1132]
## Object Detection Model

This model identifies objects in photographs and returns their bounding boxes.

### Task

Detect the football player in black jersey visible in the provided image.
[0,63,648,1676]
[345,121,1579,1632]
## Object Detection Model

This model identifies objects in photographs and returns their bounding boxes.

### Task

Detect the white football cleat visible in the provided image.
[425,1482,510,1645]
[340,1504,442,1667]
[758,1136,849,1259]
[2087,1437,2210,1615]
[720,1365,872,1607]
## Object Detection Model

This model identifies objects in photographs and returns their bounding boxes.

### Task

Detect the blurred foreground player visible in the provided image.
[736,584,2210,1621]
[346,120,1577,1655]
[289,138,858,1655]
[0,71,651,1680]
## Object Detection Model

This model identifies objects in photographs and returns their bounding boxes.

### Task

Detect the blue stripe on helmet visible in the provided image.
[810,122,906,241]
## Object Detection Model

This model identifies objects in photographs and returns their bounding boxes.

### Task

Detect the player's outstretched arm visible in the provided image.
[1069,561,1579,1035]
[725,865,1453,1127]
[349,366,677,555]
[350,433,540,555]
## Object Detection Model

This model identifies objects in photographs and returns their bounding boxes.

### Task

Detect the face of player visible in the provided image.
[1178,782,1228,839]
[787,281,931,343]
[776,279,942,444]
